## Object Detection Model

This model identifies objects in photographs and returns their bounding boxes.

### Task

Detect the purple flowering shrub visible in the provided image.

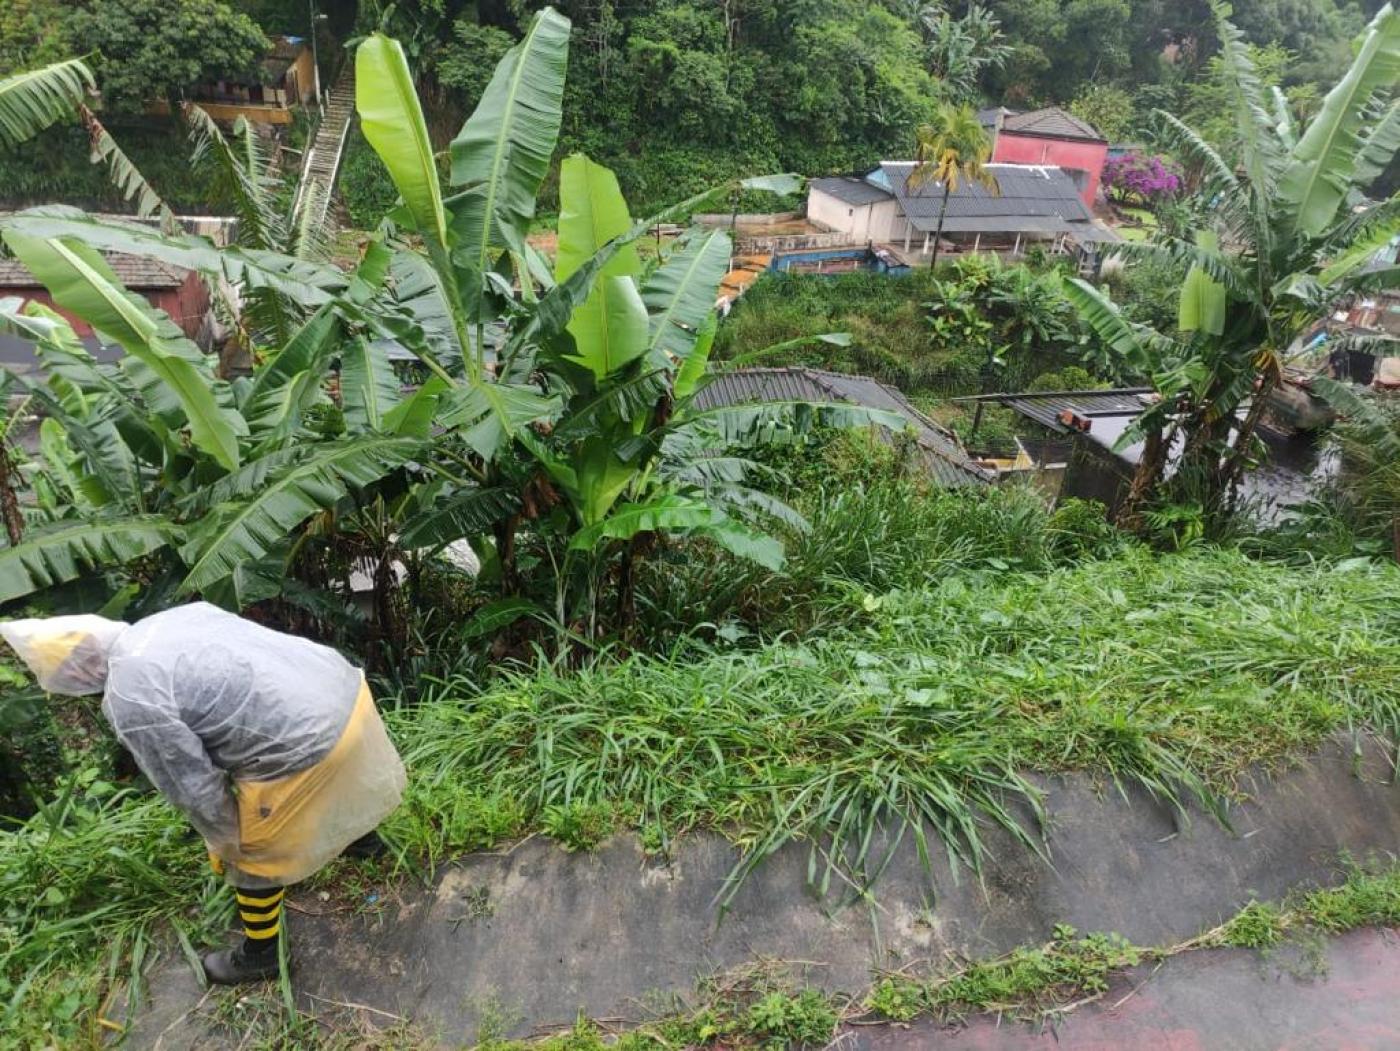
[1102,152,1183,205]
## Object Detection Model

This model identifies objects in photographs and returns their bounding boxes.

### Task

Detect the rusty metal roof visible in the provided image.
[973,389,1156,433]
[694,367,992,488]
[0,252,189,290]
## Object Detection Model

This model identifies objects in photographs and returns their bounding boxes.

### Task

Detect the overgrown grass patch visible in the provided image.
[4,549,1398,1044]
[387,548,1400,902]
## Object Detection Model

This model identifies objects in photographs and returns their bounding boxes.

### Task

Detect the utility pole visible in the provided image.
[309,0,323,114]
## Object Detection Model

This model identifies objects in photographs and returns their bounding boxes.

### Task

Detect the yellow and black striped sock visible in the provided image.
[234,887,284,956]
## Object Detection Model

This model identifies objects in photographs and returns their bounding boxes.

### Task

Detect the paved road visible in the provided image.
[847,928,1400,1051]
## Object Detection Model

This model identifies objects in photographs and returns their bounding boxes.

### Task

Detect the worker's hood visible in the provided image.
[0,614,129,695]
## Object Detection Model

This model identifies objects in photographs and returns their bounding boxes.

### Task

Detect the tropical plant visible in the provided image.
[0,8,902,652]
[1063,1,1400,526]
[0,57,91,148]
[1101,152,1183,207]
[184,103,335,351]
[916,2,1012,104]
[909,102,999,269]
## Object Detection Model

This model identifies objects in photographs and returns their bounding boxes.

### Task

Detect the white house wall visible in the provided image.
[806,188,854,236]
[806,189,904,244]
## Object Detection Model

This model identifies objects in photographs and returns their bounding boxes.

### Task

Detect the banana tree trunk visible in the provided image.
[930,183,951,270]
[615,537,640,636]
[1216,370,1279,507]
[1115,423,1169,533]
[0,441,22,546]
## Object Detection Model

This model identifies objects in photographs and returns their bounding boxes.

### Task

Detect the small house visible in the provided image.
[807,163,1114,260]
[979,107,1109,206]
[165,36,317,126]
[966,387,1336,520]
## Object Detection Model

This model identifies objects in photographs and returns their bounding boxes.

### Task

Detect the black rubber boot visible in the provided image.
[202,944,282,985]
[342,829,387,859]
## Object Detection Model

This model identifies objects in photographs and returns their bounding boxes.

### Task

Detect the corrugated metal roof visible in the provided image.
[694,367,992,488]
[1000,107,1104,142]
[993,389,1156,433]
[0,252,189,290]
[810,176,893,207]
[879,162,1094,234]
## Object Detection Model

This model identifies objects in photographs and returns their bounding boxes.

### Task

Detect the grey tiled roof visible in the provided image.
[1000,107,1104,142]
[0,252,189,290]
[694,367,992,488]
[810,176,894,207]
[879,162,1093,234]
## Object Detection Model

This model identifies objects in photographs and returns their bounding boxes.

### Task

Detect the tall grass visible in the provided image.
[4,547,1397,1041]
[0,774,230,1046]
[386,548,1400,907]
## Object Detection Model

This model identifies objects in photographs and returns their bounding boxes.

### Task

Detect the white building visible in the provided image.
[807,163,1116,257]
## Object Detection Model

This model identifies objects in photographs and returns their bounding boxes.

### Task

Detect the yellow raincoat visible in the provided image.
[1,605,406,887]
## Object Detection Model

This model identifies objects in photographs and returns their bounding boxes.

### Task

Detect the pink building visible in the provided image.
[979,107,1108,207]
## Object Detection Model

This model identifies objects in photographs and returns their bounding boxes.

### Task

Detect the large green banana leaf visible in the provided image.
[0,58,92,148]
[81,106,174,228]
[437,383,562,460]
[5,232,245,471]
[356,34,449,252]
[1352,99,1400,187]
[1280,4,1400,236]
[178,437,421,597]
[1061,277,1171,376]
[340,337,403,433]
[642,230,731,362]
[0,207,345,308]
[567,493,783,569]
[1211,3,1284,202]
[449,7,570,284]
[0,517,173,604]
[1178,231,1226,336]
[399,486,521,549]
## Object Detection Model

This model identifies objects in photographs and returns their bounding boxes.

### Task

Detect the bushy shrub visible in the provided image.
[338,128,399,229]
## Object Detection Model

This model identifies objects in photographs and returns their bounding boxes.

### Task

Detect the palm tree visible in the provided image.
[0,58,92,148]
[1065,1,1400,528]
[909,101,998,268]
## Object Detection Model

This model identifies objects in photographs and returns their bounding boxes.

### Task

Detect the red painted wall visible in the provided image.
[991,133,1108,206]
[0,272,211,344]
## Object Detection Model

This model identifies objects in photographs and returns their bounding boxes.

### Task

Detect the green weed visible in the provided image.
[867,976,925,1021]
[1220,901,1286,948]
[742,989,838,1049]
[540,801,617,852]
[929,927,1140,1018]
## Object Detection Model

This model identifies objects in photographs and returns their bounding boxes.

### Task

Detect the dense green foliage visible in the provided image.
[0,1,268,108]
[4,0,1393,214]
[337,0,1394,217]
[0,121,224,211]
[1064,3,1400,527]
[711,256,1089,422]
[66,0,269,111]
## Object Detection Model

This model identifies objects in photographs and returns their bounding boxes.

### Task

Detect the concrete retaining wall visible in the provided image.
[129,735,1400,1046]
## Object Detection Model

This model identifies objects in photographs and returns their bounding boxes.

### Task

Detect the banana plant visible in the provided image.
[476,152,905,638]
[0,58,93,148]
[0,9,889,652]
[0,241,420,609]
[1066,1,1400,522]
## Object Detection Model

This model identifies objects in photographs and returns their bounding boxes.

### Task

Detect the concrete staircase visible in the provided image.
[294,66,355,227]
